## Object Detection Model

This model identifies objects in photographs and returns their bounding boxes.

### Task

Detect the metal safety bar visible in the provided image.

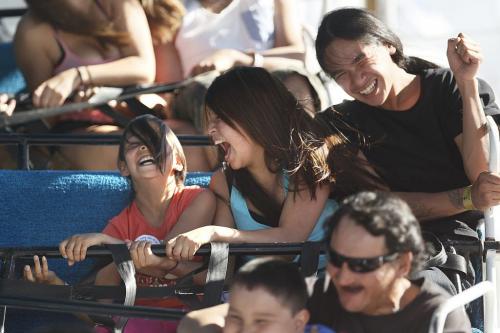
[0,296,186,321]
[0,133,211,170]
[0,8,26,18]
[0,242,323,322]
[0,242,323,280]
[0,242,316,261]
[430,281,495,333]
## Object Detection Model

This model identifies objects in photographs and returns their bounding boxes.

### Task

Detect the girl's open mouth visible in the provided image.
[138,155,155,166]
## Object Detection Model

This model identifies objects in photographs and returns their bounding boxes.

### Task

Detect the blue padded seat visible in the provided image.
[0,170,211,247]
[0,42,26,94]
[0,169,212,282]
[0,170,211,333]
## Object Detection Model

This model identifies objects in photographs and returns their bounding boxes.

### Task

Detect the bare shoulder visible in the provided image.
[14,12,58,62]
[15,12,53,40]
[191,188,216,210]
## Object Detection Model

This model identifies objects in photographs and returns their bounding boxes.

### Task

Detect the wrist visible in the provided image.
[244,50,264,67]
[56,277,68,286]
[163,260,179,279]
[237,51,253,66]
[100,233,121,245]
[211,226,227,242]
[214,226,239,243]
[456,77,478,95]
[169,260,179,271]
[462,185,476,210]
[98,233,109,244]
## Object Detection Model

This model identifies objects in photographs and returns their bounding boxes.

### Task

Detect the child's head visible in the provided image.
[118,114,186,185]
[224,257,309,333]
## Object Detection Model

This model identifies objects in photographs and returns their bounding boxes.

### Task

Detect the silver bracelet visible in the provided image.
[252,52,264,67]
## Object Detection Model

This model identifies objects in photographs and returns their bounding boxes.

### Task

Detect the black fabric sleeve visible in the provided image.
[436,69,463,141]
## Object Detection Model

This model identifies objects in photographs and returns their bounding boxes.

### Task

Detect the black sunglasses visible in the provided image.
[327,248,399,273]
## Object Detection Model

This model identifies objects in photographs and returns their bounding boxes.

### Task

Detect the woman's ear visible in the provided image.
[118,161,130,176]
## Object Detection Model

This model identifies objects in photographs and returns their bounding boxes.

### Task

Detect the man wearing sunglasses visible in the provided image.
[308,191,471,332]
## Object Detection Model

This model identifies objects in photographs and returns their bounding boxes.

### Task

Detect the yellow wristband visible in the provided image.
[462,185,476,210]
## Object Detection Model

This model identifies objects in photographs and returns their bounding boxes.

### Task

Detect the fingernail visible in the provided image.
[24,265,29,271]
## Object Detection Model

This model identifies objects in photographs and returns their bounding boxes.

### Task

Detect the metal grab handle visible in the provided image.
[430,281,495,333]
[484,116,500,240]
[483,115,499,333]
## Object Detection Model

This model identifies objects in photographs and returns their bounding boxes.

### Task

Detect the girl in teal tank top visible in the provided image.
[230,174,337,243]
[166,67,343,271]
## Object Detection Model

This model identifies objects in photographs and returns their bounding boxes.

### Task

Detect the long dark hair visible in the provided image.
[315,7,438,76]
[205,67,332,223]
[317,107,388,200]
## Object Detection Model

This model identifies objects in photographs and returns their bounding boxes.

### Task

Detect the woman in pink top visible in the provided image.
[15,0,156,110]
[14,0,209,171]
[13,0,189,170]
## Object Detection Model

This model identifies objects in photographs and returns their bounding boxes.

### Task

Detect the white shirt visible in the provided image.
[176,0,275,77]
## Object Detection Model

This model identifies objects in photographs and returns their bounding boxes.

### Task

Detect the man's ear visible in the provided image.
[397,252,413,277]
[293,309,310,333]
[118,161,130,177]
